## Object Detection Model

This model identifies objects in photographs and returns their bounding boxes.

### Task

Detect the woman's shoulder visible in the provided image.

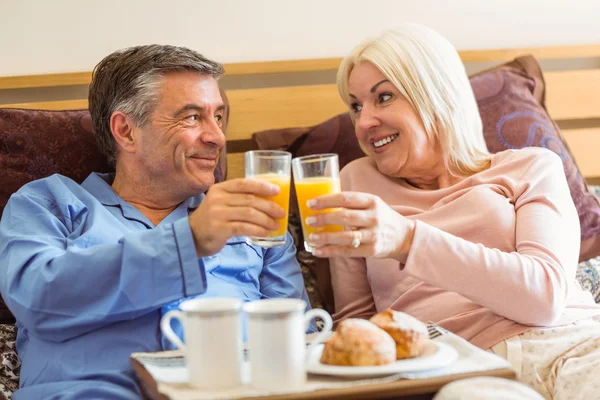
[341,156,375,174]
[340,157,384,190]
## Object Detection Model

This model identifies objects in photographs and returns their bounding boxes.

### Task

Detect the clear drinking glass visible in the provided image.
[245,150,292,247]
[291,153,343,254]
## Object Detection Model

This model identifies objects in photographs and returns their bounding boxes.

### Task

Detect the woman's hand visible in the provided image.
[305,191,415,261]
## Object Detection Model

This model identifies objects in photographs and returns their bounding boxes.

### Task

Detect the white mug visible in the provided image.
[160,297,243,390]
[243,298,333,391]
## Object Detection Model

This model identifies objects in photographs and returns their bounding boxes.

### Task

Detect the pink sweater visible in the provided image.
[331,148,600,349]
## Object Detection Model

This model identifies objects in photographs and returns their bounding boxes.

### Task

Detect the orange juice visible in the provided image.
[254,173,290,237]
[294,176,344,238]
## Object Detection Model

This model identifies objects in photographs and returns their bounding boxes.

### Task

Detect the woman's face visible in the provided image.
[347,62,441,180]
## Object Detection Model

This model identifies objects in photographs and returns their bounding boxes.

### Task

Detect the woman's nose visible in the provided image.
[356,105,380,133]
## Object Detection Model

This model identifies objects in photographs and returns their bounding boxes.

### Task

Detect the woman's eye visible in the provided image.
[379,93,392,103]
[350,102,363,113]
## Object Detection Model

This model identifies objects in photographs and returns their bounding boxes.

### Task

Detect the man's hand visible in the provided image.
[189,179,285,258]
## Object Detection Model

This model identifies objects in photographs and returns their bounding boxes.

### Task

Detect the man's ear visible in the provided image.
[110,111,136,154]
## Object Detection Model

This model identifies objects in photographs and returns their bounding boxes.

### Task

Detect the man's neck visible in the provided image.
[111,163,181,226]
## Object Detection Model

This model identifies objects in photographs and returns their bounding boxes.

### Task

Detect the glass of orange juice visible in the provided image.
[245,150,292,247]
[291,154,343,254]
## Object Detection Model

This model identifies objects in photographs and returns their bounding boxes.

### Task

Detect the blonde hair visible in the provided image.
[337,24,491,175]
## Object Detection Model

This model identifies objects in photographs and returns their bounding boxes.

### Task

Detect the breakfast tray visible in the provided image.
[130,324,515,400]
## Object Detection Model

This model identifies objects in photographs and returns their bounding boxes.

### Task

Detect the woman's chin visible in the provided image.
[374,160,403,178]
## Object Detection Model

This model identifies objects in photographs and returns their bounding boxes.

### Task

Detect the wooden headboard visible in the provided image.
[1,45,599,183]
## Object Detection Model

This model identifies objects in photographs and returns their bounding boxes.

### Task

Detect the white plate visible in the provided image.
[306,341,458,378]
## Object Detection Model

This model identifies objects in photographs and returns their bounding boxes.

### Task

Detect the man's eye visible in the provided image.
[350,102,362,113]
[185,115,199,121]
[214,114,223,122]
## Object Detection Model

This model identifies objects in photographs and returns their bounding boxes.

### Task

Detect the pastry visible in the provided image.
[369,309,429,359]
[319,318,396,366]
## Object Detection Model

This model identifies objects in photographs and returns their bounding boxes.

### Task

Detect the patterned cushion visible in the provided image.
[0,325,19,399]
[577,186,600,303]
[577,257,600,303]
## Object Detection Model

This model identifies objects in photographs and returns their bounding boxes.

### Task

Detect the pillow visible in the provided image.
[470,55,600,262]
[0,324,19,398]
[0,89,230,325]
[252,55,600,313]
[253,113,363,314]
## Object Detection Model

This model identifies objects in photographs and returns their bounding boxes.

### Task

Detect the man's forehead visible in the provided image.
[158,71,223,108]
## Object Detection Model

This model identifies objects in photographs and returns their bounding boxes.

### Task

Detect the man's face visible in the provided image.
[134,71,226,197]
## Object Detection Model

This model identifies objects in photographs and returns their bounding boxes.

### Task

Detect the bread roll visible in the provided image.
[319,318,396,366]
[369,309,429,360]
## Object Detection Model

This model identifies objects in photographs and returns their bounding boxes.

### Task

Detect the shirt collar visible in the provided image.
[82,172,205,213]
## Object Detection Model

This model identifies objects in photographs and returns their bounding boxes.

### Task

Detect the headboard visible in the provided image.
[1,45,599,183]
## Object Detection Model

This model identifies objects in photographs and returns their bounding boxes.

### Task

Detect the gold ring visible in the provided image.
[351,230,362,248]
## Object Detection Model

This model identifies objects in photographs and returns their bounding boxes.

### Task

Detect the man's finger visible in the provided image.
[226,207,281,232]
[219,178,281,197]
[223,194,286,219]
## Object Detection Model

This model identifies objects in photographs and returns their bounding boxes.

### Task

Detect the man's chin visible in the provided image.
[190,174,215,194]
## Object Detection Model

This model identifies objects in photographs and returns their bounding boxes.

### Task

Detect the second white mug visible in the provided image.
[243,298,333,391]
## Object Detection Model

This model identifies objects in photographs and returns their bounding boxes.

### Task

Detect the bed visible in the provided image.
[0,44,599,398]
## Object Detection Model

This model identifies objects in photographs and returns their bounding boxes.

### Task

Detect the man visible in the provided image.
[0,45,312,399]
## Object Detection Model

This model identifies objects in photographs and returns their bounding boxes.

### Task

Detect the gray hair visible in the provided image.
[88,44,224,166]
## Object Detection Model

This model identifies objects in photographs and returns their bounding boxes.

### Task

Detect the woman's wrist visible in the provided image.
[395,219,416,263]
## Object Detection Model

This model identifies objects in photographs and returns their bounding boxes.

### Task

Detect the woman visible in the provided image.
[306,24,600,399]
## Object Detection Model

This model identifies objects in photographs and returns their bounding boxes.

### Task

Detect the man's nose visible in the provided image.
[202,119,226,148]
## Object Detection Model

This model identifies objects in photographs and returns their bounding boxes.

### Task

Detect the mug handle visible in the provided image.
[304,308,333,358]
[160,310,186,351]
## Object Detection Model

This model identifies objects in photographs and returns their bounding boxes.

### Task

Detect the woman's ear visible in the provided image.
[110,111,136,154]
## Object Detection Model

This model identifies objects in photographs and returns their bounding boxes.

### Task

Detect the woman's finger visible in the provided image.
[307,191,377,211]
[311,244,371,258]
[306,208,373,229]
[308,229,371,247]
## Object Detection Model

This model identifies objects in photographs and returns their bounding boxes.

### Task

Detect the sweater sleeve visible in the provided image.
[403,151,580,326]
[330,256,377,325]
[330,159,378,325]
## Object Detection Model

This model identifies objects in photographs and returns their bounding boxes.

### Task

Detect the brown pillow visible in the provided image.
[253,114,363,313]
[252,55,600,313]
[0,90,230,324]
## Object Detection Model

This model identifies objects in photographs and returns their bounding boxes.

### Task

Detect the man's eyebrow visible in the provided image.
[173,103,226,118]
[370,79,390,93]
[174,104,204,118]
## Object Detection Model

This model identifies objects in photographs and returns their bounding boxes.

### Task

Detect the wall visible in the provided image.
[1,0,600,77]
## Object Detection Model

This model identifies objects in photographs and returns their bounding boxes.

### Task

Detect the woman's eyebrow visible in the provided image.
[370,79,390,93]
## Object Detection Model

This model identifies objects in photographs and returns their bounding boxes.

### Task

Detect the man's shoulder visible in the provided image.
[17,174,86,198]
